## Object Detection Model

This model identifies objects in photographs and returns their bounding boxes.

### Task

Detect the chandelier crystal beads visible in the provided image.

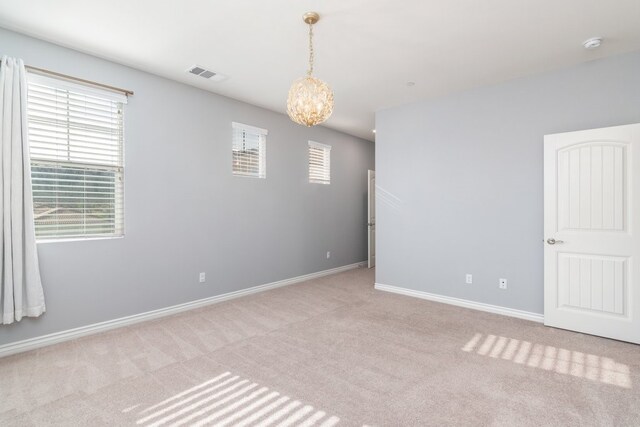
[287,12,334,127]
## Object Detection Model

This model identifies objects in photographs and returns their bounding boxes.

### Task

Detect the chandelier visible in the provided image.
[287,12,334,127]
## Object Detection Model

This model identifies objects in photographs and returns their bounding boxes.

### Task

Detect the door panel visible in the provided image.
[544,123,639,344]
[557,254,627,316]
[558,143,626,231]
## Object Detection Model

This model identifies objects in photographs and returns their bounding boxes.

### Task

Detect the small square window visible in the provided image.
[309,141,331,184]
[232,122,267,179]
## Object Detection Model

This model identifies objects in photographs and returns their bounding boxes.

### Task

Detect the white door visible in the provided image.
[544,123,640,344]
[368,170,376,268]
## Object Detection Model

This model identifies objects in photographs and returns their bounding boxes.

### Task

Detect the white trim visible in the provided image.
[37,235,125,245]
[374,283,544,323]
[0,262,366,358]
[232,121,268,135]
[308,140,331,150]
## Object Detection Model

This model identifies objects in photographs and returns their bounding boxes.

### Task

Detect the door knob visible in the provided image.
[546,238,564,245]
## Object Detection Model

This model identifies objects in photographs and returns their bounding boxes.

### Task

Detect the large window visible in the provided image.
[232,122,267,178]
[27,74,126,240]
[308,141,331,184]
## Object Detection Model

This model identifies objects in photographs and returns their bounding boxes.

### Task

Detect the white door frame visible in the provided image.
[368,170,376,268]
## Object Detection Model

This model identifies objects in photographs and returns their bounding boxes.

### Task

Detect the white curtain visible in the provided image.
[0,56,45,324]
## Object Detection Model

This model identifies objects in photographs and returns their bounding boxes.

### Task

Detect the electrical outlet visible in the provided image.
[465,274,473,284]
[326,251,331,259]
[499,278,507,289]
[199,272,206,283]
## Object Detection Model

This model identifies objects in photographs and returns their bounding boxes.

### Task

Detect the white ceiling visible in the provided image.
[1,0,639,141]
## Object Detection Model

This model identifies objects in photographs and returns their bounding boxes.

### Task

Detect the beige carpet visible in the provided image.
[1,267,639,426]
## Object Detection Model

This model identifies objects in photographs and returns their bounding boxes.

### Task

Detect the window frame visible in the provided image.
[26,72,127,241]
[231,122,267,179]
[308,140,331,185]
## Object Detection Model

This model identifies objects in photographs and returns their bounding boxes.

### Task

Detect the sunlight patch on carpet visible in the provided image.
[462,333,632,389]
[134,371,341,426]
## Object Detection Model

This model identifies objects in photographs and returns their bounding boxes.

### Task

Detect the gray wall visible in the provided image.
[375,50,640,314]
[0,28,374,345]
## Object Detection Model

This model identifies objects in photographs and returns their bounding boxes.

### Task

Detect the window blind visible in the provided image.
[309,141,331,184]
[232,122,267,178]
[27,73,126,239]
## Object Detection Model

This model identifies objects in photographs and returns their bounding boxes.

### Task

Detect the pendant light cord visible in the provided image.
[307,23,314,76]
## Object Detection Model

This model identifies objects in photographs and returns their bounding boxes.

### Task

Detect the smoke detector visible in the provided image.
[187,65,227,82]
[583,37,603,49]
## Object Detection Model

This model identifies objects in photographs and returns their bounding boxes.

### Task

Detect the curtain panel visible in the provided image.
[0,55,45,324]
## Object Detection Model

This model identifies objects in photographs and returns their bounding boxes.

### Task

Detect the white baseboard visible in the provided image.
[374,283,544,323]
[0,262,366,358]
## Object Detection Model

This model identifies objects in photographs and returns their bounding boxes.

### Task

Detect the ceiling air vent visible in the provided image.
[187,65,227,82]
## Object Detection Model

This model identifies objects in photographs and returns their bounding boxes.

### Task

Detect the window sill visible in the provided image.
[232,173,266,179]
[37,235,124,244]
